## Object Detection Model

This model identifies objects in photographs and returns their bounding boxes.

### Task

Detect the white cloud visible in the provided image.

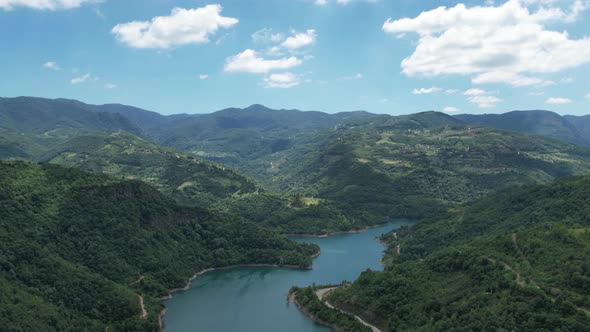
[445,89,459,94]
[0,0,98,10]
[412,86,441,95]
[314,0,328,6]
[463,88,501,107]
[472,71,553,87]
[199,74,209,80]
[282,29,317,50]
[469,95,502,108]
[546,97,572,104]
[443,106,460,113]
[104,83,117,89]
[464,88,489,96]
[263,72,301,88]
[112,5,238,49]
[383,0,590,87]
[71,73,90,84]
[529,91,544,96]
[224,49,302,73]
[43,61,60,70]
[585,93,590,99]
[252,28,284,43]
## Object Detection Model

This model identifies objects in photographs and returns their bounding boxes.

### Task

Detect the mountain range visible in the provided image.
[4,97,590,228]
[3,96,590,330]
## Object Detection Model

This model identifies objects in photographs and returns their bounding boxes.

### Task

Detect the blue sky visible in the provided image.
[0,0,589,115]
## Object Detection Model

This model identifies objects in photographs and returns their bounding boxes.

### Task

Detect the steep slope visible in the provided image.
[260,111,590,223]
[319,177,590,331]
[565,114,590,143]
[7,131,351,234]
[456,110,590,146]
[0,161,318,331]
[0,97,141,135]
[38,131,259,207]
[149,104,378,174]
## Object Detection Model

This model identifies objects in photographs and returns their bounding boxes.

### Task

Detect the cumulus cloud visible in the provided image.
[445,89,459,94]
[71,73,90,84]
[443,106,460,113]
[199,74,209,80]
[469,95,503,108]
[0,0,98,10]
[43,61,60,70]
[546,97,572,104]
[224,49,302,73]
[282,29,317,50]
[412,87,441,95]
[112,5,238,49]
[104,83,117,89]
[263,72,301,88]
[463,88,501,107]
[314,0,328,5]
[472,71,553,87]
[383,0,590,87]
[252,28,284,43]
[464,88,489,96]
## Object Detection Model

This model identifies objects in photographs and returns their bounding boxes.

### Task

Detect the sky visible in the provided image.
[0,0,589,115]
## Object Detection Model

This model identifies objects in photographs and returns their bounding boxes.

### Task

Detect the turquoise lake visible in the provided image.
[163,221,411,332]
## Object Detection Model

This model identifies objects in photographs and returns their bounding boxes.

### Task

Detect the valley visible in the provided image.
[5,1,590,331]
[2,97,590,331]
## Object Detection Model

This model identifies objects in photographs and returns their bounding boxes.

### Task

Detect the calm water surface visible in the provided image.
[164,221,412,332]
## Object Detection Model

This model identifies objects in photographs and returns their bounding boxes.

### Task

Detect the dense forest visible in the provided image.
[289,286,371,332]
[0,161,318,331]
[3,97,590,331]
[5,98,590,234]
[323,176,590,331]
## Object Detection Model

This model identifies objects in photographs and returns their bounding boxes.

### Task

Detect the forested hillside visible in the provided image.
[456,110,590,147]
[255,112,590,224]
[39,131,259,207]
[4,97,590,234]
[321,176,590,331]
[0,161,318,331]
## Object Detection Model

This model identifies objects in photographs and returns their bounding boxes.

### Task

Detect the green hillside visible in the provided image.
[39,131,259,207]
[258,112,590,224]
[0,161,318,331]
[0,97,141,135]
[320,176,590,331]
[456,110,590,147]
[32,131,356,234]
[4,97,590,234]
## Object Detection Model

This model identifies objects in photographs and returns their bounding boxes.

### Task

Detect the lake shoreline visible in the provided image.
[158,250,321,331]
[285,222,396,238]
[288,292,348,332]
[289,286,382,332]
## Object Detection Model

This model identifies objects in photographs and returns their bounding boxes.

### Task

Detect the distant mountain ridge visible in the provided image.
[5,96,590,148]
[0,97,142,135]
[456,110,590,146]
